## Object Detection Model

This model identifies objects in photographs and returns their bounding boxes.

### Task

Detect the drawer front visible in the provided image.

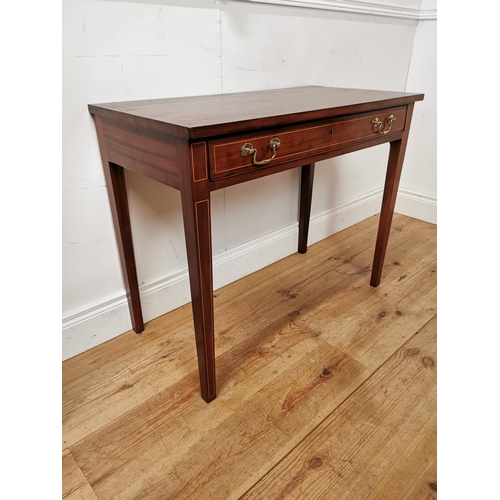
[209,106,407,180]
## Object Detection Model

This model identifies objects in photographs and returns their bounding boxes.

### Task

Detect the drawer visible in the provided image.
[208,106,407,180]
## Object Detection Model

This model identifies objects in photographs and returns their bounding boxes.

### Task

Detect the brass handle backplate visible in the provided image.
[371,114,396,135]
[240,137,281,166]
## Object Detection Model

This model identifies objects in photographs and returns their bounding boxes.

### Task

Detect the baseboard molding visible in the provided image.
[396,188,437,224]
[236,0,437,20]
[62,187,435,360]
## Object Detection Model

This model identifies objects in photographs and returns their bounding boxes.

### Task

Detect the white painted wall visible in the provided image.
[62,0,436,359]
[397,16,437,218]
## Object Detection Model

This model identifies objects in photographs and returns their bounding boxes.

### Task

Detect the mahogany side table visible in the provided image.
[89,86,424,402]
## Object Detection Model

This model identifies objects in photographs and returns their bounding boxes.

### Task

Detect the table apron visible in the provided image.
[207,130,404,191]
[208,106,407,182]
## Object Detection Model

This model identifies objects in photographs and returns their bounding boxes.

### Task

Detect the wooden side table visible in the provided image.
[89,86,424,402]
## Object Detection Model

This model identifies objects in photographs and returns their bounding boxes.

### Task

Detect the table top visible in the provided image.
[89,86,424,140]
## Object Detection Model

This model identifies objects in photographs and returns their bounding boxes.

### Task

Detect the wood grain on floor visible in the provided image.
[243,316,437,500]
[62,449,98,500]
[62,214,437,499]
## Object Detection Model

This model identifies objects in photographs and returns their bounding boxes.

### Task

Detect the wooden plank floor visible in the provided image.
[62,214,437,500]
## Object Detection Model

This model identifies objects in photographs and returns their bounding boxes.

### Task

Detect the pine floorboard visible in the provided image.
[62,214,437,499]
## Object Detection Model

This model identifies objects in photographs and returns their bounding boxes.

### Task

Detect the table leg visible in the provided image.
[94,117,144,332]
[371,103,415,287]
[298,163,315,254]
[178,139,216,403]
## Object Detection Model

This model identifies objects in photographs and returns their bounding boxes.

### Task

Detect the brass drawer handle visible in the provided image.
[240,137,281,166]
[371,114,396,135]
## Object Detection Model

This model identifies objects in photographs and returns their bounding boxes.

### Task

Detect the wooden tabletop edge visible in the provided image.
[188,94,425,139]
[87,105,190,139]
[88,90,425,141]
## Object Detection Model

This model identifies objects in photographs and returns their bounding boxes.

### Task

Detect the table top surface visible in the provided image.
[89,86,424,139]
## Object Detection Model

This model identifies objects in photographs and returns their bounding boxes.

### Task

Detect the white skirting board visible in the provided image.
[395,188,437,225]
[62,187,436,361]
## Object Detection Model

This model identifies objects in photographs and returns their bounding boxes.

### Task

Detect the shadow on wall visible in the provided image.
[124,170,186,279]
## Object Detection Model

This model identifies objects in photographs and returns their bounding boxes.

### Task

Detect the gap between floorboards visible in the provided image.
[235,313,437,500]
